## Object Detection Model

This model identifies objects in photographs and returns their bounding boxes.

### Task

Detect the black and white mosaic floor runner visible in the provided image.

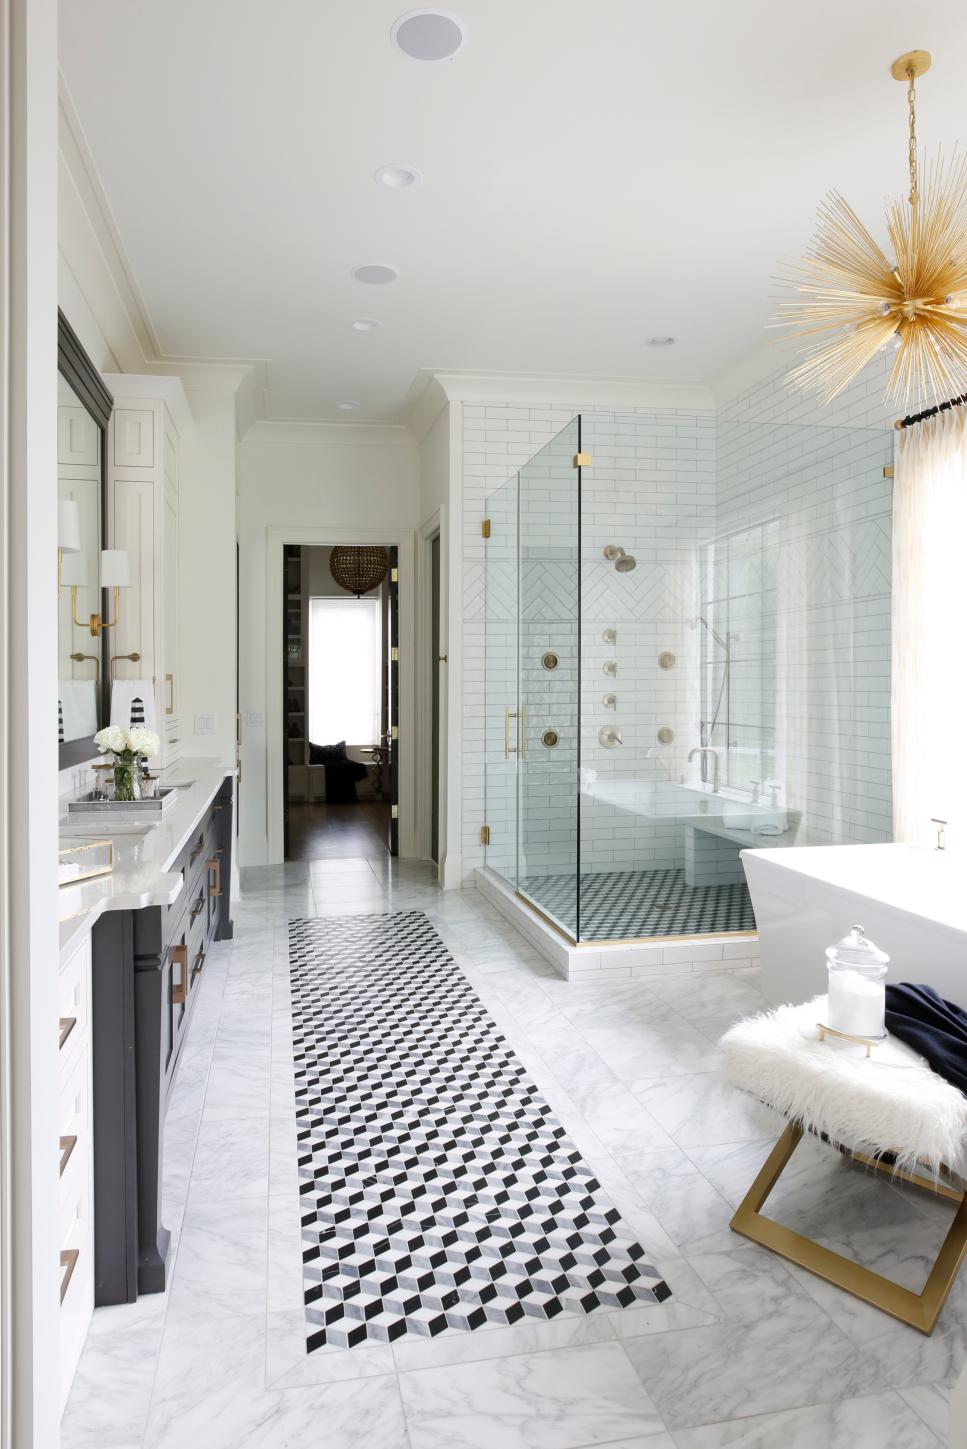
[289,911,670,1351]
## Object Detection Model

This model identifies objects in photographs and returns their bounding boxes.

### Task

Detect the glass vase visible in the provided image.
[113,757,141,802]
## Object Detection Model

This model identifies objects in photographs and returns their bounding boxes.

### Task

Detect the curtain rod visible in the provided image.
[894,393,967,430]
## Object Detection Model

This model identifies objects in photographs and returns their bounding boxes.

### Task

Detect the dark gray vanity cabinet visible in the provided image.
[92,776,234,1305]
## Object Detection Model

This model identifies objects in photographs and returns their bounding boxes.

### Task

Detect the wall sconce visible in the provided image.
[68,548,130,637]
[57,499,81,596]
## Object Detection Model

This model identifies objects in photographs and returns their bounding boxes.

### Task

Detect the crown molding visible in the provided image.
[242,419,416,449]
[413,368,716,413]
[100,372,195,434]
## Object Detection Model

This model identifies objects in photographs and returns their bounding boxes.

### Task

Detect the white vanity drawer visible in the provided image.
[58,934,91,1076]
[58,1149,94,1415]
[58,1042,91,1204]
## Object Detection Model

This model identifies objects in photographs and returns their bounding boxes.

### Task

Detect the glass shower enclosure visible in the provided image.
[484,411,894,945]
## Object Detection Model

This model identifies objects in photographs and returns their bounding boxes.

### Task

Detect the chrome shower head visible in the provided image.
[603,545,637,573]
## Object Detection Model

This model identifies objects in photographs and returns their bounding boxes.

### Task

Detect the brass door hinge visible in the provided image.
[480,825,490,845]
[481,519,491,538]
[391,646,399,662]
[391,725,398,740]
[391,804,399,819]
[391,567,398,582]
[883,465,895,478]
[573,453,592,467]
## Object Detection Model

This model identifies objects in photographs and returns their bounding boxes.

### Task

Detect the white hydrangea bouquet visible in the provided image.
[93,724,161,801]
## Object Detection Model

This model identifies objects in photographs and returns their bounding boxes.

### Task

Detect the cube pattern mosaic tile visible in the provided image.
[288,911,669,1352]
[518,866,757,940]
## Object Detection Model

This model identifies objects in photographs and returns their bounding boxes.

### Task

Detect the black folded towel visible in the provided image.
[885,983,967,1096]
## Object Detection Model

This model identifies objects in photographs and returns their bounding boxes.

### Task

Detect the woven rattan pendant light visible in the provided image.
[329,545,389,597]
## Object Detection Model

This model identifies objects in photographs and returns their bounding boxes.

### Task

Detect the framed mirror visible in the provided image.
[58,310,114,768]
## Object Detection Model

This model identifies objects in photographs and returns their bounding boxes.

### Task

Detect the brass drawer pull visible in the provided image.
[190,895,206,924]
[191,949,206,981]
[170,944,189,1005]
[60,1248,79,1304]
[59,1017,77,1052]
[207,857,222,898]
[165,672,174,716]
[59,1135,78,1177]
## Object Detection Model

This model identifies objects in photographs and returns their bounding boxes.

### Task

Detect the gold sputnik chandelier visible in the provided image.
[775,50,967,411]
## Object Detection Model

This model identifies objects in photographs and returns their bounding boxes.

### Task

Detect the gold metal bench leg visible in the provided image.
[730,1122,967,1335]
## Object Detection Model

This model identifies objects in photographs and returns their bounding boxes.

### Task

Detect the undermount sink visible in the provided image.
[60,822,156,839]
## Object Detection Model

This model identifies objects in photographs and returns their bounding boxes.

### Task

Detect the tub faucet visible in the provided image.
[688,745,720,793]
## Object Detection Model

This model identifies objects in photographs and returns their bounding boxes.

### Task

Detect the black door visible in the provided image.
[387,545,399,856]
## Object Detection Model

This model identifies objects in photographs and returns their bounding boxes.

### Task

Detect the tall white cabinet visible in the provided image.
[102,377,193,770]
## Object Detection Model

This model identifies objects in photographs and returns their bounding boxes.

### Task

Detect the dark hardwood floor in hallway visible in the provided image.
[286,801,391,861]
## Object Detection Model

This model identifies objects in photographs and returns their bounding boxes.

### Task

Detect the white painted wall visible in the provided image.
[237,423,419,865]
[4,1,62,1442]
[419,402,450,522]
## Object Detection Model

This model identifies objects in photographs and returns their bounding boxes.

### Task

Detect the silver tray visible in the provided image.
[67,786,178,816]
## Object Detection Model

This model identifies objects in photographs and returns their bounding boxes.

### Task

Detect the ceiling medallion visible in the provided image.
[774,50,967,411]
[329,546,389,598]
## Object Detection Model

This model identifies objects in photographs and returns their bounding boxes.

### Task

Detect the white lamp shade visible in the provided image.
[60,552,88,587]
[99,549,130,588]
[58,499,81,553]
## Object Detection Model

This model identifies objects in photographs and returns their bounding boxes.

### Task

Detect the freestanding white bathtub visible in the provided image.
[742,843,967,1009]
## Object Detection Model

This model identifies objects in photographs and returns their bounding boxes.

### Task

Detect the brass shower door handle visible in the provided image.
[504,708,517,759]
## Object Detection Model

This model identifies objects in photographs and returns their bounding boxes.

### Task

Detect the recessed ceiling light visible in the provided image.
[375,163,423,190]
[336,401,360,412]
[391,9,466,61]
[647,336,676,346]
[352,319,380,332]
[351,264,400,285]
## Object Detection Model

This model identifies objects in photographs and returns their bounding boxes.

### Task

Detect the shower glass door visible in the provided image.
[484,472,519,886]
[517,419,581,938]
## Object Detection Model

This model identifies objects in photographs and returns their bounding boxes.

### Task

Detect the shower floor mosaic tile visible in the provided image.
[518,866,757,940]
[288,910,669,1351]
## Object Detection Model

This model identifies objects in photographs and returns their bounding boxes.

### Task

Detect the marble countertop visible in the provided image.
[58,757,234,959]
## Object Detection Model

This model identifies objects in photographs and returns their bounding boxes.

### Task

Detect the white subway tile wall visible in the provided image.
[463,354,896,916]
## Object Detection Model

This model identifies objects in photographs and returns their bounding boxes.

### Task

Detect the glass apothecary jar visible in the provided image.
[825,924,889,1040]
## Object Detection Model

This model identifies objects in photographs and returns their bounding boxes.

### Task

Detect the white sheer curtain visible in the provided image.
[892,408,967,849]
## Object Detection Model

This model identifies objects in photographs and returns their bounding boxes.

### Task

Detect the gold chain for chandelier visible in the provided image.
[772,48,967,411]
[906,64,918,207]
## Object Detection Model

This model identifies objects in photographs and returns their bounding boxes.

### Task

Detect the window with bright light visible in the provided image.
[307,596,382,746]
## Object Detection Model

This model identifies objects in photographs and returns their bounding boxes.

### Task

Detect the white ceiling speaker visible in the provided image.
[336,401,360,412]
[351,264,400,285]
[374,163,422,190]
[391,9,466,61]
[351,319,380,332]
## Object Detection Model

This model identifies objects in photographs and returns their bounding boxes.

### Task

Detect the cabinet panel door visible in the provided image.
[109,477,155,692]
[113,408,155,468]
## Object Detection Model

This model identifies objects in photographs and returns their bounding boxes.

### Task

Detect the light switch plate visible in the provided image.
[194,714,215,735]
[247,711,264,727]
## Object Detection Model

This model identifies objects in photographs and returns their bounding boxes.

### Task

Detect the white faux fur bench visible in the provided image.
[721,996,967,1334]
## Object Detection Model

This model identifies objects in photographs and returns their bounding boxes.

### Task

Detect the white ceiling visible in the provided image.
[59,0,967,423]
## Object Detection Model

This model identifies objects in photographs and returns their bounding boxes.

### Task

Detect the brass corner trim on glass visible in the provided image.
[480,825,490,846]
[572,453,592,467]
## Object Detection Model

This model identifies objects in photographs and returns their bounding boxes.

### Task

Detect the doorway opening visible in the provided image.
[282,543,397,862]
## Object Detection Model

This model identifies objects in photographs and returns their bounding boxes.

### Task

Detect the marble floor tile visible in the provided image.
[266,1309,397,1389]
[621,1295,890,1429]
[631,1072,778,1149]
[671,1390,941,1447]
[609,1145,738,1253]
[899,1382,952,1441]
[144,1361,410,1449]
[398,1341,670,1449]
[60,1294,167,1449]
